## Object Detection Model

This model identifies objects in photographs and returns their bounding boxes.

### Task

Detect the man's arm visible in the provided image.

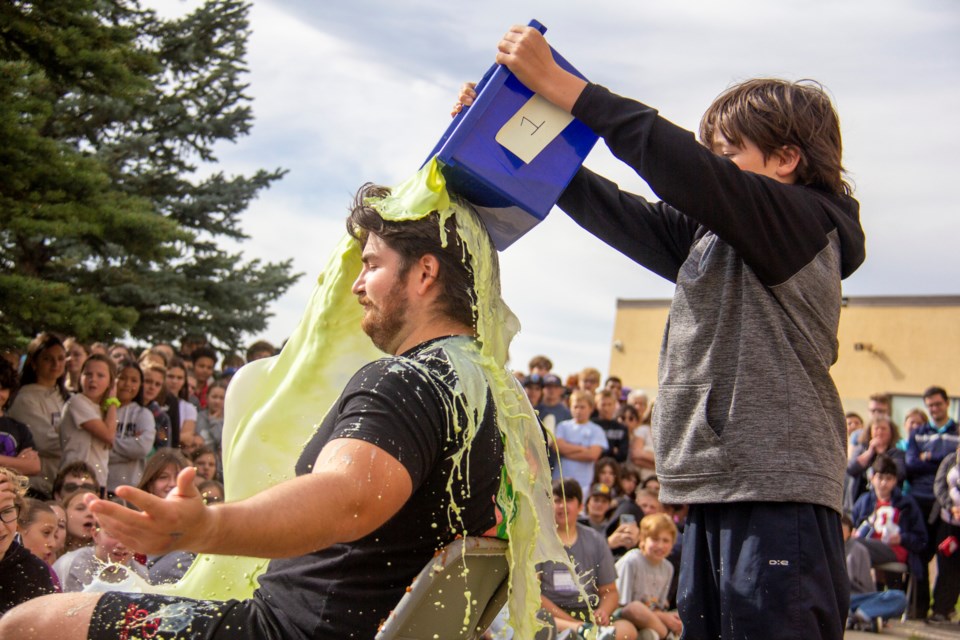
[89,437,413,558]
[594,581,619,625]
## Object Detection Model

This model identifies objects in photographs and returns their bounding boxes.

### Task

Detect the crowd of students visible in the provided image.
[0,331,275,614]
[512,356,960,637]
[2,334,958,637]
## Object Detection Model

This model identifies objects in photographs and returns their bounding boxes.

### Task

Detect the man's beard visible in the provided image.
[360,280,409,353]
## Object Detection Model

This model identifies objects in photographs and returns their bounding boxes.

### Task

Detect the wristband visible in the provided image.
[103,397,121,410]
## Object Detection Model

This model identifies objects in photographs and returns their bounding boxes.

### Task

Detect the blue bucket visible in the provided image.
[424,20,598,250]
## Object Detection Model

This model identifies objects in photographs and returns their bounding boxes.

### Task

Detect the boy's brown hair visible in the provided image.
[640,512,677,544]
[699,78,851,197]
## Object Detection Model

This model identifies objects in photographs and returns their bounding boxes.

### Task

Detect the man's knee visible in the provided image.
[0,592,101,640]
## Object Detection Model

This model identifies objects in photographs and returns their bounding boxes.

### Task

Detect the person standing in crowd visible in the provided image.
[594,389,629,463]
[528,355,553,377]
[932,442,960,623]
[537,373,572,434]
[106,361,156,494]
[905,385,958,618]
[8,333,69,498]
[555,390,608,493]
[0,360,40,478]
[0,468,57,614]
[845,415,904,513]
[62,338,88,395]
[459,23,865,638]
[540,479,638,639]
[190,347,218,410]
[58,355,117,488]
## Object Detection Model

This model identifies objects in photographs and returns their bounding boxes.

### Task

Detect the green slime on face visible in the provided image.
[159,158,592,639]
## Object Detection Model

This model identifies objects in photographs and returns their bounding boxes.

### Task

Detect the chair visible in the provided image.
[376,536,510,640]
[874,561,913,622]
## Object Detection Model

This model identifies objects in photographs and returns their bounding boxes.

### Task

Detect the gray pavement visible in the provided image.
[846,619,960,639]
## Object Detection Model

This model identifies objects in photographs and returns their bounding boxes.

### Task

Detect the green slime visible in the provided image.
[163,158,587,639]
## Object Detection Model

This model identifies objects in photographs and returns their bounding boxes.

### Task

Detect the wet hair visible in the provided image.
[346,183,476,330]
[699,78,851,196]
[136,448,189,493]
[552,478,583,505]
[871,453,899,478]
[640,512,677,543]
[19,332,70,400]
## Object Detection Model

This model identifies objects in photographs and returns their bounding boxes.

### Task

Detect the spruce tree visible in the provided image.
[0,0,298,352]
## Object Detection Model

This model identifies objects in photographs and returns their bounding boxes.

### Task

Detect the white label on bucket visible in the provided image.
[495,94,574,164]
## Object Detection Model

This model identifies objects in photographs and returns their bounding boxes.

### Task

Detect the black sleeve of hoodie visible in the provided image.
[563,84,866,287]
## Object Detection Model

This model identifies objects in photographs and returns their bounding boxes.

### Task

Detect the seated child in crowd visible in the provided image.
[61,487,97,554]
[851,454,927,582]
[617,513,683,640]
[0,468,57,614]
[606,489,663,559]
[17,498,61,580]
[580,483,614,533]
[842,515,906,632]
[555,391,609,493]
[539,479,638,640]
[52,511,148,592]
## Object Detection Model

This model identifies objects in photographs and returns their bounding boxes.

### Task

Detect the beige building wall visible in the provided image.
[609,296,960,416]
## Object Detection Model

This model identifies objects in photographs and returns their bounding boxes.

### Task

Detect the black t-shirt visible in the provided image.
[594,418,629,463]
[0,539,58,614]
[0,415,35,458]
[255,336,504,639]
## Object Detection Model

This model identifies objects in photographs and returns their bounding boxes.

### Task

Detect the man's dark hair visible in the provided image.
[871,453,898,478]
[346,183,476,330]
[0,359,18,410]
[923,386,949,403]
[552,478,583,504]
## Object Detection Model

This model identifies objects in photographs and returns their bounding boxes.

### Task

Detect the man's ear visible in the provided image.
[414,254,440,295]
[774,144,802,180]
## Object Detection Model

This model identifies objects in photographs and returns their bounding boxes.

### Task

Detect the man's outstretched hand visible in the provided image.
[86,466,217,556]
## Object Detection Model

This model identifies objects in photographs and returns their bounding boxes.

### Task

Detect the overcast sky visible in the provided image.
[157,0,959,380]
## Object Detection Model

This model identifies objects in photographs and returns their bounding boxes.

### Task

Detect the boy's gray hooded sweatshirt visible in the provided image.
[558,84,866,513]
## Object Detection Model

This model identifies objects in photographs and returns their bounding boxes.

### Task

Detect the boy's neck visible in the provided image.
[574,418,590,425]
[875,491,893,502]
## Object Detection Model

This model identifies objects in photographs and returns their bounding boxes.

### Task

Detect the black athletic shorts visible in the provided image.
[88,592,286,640]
